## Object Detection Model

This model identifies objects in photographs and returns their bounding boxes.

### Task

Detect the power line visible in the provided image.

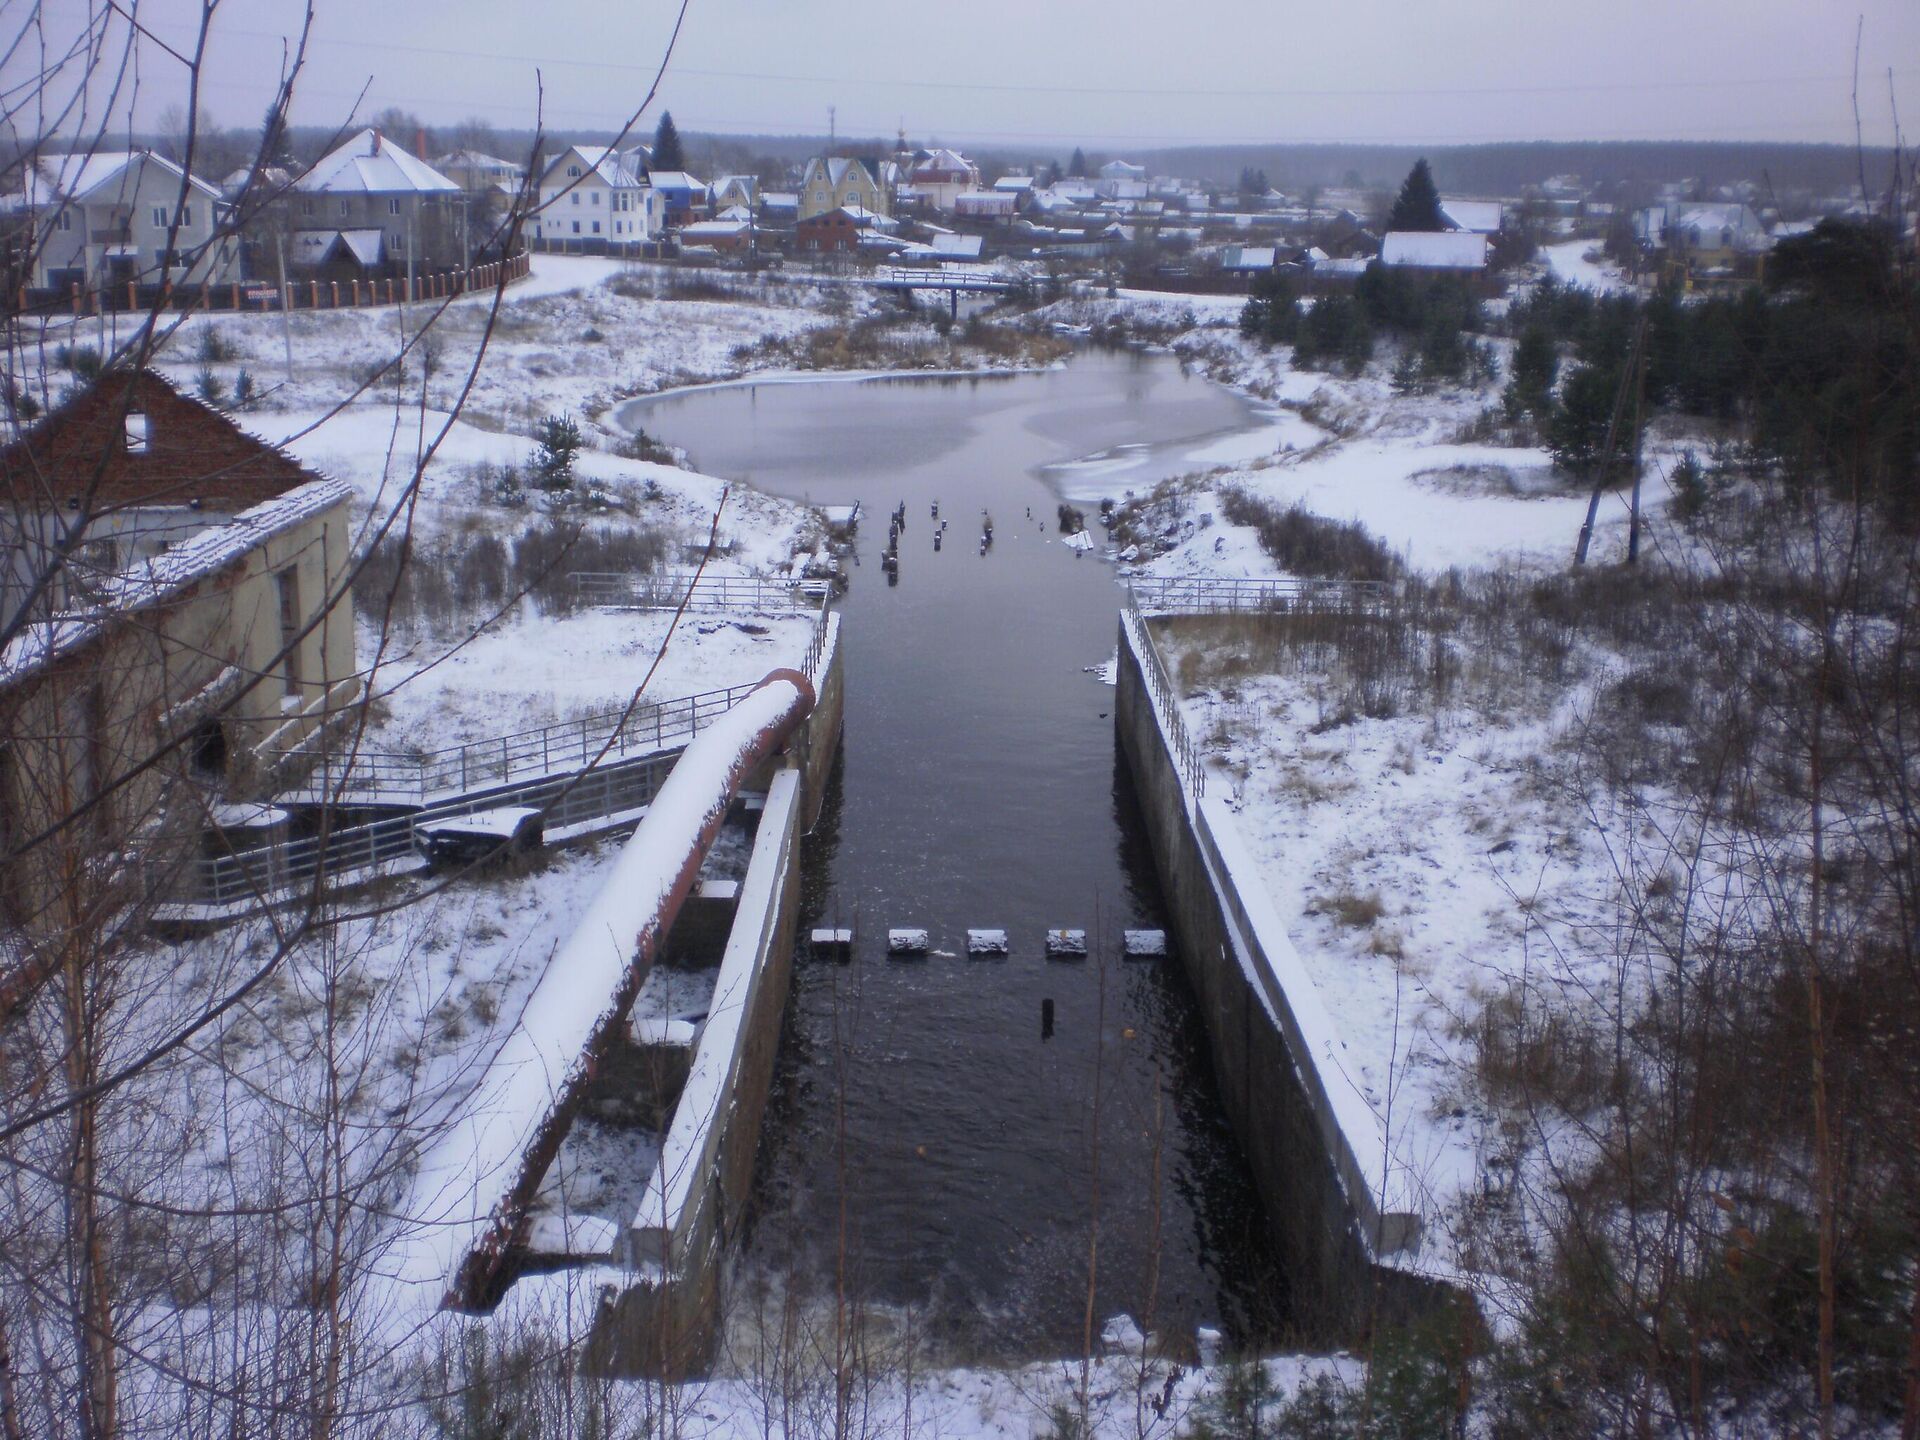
[142,18,1915,103]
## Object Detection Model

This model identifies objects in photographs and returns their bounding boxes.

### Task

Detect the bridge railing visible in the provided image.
[1125,574,1392,616]
[174,746,686,912]
[571,570,817,613]
[273,680,766,806]
[1120,585,1205,802]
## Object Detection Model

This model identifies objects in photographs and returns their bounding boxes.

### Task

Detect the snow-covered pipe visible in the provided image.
[387,668,815,1314]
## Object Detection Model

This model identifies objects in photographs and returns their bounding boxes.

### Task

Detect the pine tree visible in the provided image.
[651,111,685,172]
[1068,146,1087,178]
[259,102,293,171]
[532,414,583,491]
[1503,325,1558,420]
[1388,157,1445,232]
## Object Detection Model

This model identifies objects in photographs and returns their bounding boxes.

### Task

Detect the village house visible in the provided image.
[531,144,663,253]
[645,171,710,229]
[904,148,982,213]
[709,175,758,212]
[798,157,892,222]
[1633,200,1772,284]
[1439,198,1505,234]
[3,149,237,299]
[1380,230,1490,272]
[794,204,898,255]
[678,206,755,255]
[434,150,527,196]
[0,369,359,928]
[291,128,463,278]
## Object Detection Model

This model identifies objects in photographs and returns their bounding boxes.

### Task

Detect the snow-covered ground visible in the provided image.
[1034,284,1675,1282]
[1542,238,1637,295]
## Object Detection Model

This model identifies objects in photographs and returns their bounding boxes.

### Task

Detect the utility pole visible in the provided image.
[272,230,295,384]
[1626,323,1650,563]
[1573,313,1646,566]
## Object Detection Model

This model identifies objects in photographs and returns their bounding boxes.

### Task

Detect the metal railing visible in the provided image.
[276,603,833,807]
[181,745,686,909]
[1125,574,1392,616]
[571,570,816,613]
[278,681,765,806]
[1121,586,1205,801]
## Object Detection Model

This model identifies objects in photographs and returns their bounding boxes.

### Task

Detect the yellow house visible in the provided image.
[797,156,892,222]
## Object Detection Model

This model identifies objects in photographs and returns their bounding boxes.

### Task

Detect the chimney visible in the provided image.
[371,129,382,154]
[415,127,428,159]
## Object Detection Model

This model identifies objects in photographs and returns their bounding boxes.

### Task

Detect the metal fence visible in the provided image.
[1124,574,1392,616]
[571,571,816,612]
[278,681,766,806]
[182,745,685,909]
[1120,587,1206,801]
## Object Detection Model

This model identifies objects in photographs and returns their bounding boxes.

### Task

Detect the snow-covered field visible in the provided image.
[1542,238,1637,295]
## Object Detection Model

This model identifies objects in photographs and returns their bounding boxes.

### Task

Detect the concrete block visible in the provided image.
[1045,928,1087,958]
[887,927,929,955]
[966,928,1009,955]
[1123,928,1168,958]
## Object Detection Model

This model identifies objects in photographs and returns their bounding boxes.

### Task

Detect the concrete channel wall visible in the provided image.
[1114,612,1441,1330]
[595,615,843,1376]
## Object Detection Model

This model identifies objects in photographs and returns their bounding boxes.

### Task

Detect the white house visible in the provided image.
[292,128,461,273]
[531,144,662,251]
[906,148,982,212]
[4,150,235,296]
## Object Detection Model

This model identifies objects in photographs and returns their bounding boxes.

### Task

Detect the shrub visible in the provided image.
[196,326,237,363]
[530,413,583,492]
[194,366,227,406]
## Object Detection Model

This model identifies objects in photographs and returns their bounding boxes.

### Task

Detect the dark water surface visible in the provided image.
[622,351,1293,1358]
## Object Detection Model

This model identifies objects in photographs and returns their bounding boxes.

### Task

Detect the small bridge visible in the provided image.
[870,265,1026,317]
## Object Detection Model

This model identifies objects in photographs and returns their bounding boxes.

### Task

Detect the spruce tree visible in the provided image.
[1068,146,1087,177]
[1387,158,1445,232]
[259,102,294,171]
[651,111,685,172]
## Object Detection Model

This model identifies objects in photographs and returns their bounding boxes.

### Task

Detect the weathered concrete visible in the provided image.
[591,614,842,1377]
[1114,614,1444,1333]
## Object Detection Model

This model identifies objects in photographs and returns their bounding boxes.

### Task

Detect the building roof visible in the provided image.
[435,150,522,175]
[541,144,642,190]
[1439,199,1504,234]
[293,228,385,267]
[1221,246,1276,271]
[5,149,221,211]
[993,175,1035,192]
[297,128,458,195]
[1380,231,1490,270]
[910,147,976,178]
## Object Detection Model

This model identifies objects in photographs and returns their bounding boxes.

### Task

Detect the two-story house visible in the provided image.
[290,128,462,278]
[3,150,236,297]
[532,145,663,253]
[0,369,359,929]
[797,157,892,222]
[904,149,982,214]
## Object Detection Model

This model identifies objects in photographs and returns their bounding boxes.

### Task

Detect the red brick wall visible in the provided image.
[1,369,313,512]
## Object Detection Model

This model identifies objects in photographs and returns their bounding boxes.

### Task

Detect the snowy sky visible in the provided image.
[29,0,1920,151]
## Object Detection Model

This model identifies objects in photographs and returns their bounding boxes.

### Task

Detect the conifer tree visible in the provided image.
[651,110,685,172]
[1388,157,1446,232]
[1068,146,1087,177]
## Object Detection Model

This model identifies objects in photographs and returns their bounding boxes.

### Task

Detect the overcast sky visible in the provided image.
[30,0,1920,152]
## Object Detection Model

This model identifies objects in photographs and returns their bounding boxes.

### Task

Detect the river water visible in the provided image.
[622,350,1293,1360]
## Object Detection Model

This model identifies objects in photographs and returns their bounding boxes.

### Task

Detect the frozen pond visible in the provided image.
[623,349,1295,1359]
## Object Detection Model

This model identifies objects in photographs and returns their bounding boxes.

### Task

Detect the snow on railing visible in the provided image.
[274,680,766,807]
[1126,574,1392,616]
[570,570,816,613]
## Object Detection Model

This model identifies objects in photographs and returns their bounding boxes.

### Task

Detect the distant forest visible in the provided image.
[161,118,1901,207]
